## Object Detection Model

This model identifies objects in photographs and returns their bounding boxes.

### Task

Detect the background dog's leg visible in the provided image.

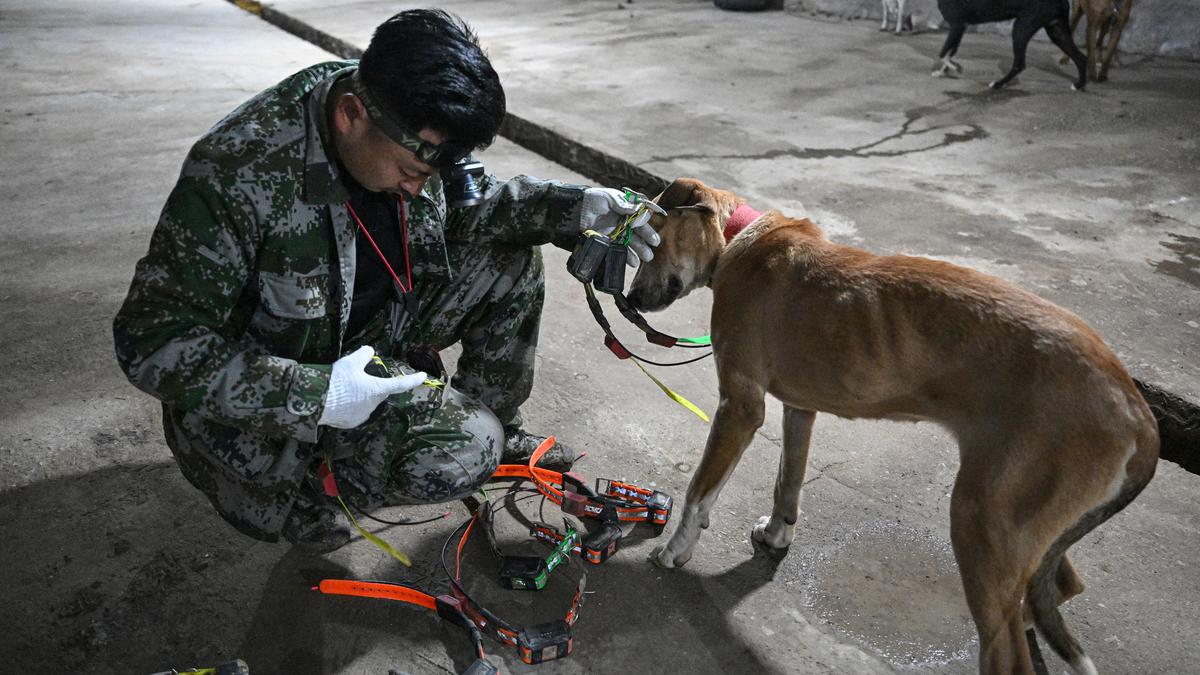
[650,385,766,569]
[989,15,1038,89]
[932,24,966,76]
[1061,0,1086,64]
[1084,5,1104,81]
[752,407,815,550]
[895,0,907,34]
[1098,0,1131,81]
[1044,20,1089,90]
[880,0,890,31]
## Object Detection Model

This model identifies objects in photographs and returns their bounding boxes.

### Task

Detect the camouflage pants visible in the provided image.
[325,240,545,507]
[171,241,545,539]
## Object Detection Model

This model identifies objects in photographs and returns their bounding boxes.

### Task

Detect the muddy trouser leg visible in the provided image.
[324,243,544,507]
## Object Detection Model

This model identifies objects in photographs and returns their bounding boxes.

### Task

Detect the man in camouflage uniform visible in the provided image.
[113,9,659,553]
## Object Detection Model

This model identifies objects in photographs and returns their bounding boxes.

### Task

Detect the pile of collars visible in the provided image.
[314,437,673,674]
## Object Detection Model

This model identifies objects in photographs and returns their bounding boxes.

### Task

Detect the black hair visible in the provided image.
[358,9,505,153]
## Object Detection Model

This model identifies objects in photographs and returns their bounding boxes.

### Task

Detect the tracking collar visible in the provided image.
[723,203,763,242]
[480,500,579,591]
[490,437,674,533]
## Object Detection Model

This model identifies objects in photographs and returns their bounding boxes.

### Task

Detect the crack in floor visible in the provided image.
[649,112,987,163]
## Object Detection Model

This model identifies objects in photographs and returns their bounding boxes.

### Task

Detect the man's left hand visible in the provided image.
[578,187,661,267]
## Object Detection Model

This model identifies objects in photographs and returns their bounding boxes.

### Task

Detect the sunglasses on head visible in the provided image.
[350,73,473,169]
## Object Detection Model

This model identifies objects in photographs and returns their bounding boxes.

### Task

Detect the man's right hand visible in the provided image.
[318,346,426,429]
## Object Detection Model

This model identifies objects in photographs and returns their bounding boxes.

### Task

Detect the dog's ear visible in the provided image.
[655,177,713,213]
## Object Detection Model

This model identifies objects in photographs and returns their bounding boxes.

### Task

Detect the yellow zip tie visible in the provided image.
[336,495,412,567]
[632,360,710,423]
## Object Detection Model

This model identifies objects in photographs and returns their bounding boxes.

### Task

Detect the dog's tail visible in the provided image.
[1026,429,1158,675]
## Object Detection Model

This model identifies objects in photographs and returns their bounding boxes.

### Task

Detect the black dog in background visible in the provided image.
[933,0,1088,90]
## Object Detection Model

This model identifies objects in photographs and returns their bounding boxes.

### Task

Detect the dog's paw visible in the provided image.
[751,515,794,550]
[988,80,1001,89]
[931,69,946,78]
[649,543,692,569]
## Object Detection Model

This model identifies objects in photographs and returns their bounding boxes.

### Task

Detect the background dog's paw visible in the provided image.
[931,69,946,78]
[988,80,1002,89]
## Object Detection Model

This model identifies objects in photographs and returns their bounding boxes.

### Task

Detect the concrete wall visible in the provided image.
[782,0,1200,60]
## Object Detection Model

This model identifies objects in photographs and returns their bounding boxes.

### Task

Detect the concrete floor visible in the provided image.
[0,1,1197,674]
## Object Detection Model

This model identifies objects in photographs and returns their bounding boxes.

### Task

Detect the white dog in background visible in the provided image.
[881,0,914,33]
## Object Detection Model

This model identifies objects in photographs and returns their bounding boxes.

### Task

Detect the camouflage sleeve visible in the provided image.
[112,168,330,444]
[444,173,587,250]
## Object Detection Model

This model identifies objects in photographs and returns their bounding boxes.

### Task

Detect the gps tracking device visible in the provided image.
[567,230,610,283]
[517,620,573,664]
[594,241,627,295]
[482,502,579,591]
[443,157,486,209]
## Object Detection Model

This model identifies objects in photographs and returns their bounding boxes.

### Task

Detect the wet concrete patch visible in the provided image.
[1153,232,1200,289]
[791,521,976,670]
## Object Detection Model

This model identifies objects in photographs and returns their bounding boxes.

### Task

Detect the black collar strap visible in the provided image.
[450,511,586,664]
[583,285,713,367]
[479,500,579,591]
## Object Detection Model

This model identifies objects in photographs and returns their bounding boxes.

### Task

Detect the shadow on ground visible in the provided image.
[0,462,790,674]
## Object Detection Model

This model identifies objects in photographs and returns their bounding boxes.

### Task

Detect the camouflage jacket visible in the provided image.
[113,61,586,488]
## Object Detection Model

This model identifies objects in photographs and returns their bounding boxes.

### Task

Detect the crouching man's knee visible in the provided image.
[387,388,503,503]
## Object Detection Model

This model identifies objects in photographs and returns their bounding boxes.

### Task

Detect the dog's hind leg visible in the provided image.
[1097,0,1131,81]
[989,14,1039,88]
[950,461,1047,674]
[880,0,890,31]
[651,378,766,569]
[895,0,907,34]
[1045,20,1089,90]
[1026,428,1157,675]
[752,407,815,549]
[933,24,966,76]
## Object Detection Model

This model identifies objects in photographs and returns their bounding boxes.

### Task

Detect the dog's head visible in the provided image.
[627,177,742,312]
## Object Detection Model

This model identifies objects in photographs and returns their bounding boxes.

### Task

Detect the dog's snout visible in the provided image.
[627,274,683,312]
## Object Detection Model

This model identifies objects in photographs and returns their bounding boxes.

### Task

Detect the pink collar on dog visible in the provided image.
[723,204,762,242]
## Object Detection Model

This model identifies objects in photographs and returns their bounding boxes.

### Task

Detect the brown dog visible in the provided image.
[632,178,1159,675]
[1066,0,1133,82]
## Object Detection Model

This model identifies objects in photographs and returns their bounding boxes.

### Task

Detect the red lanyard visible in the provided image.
[345,195,413,293]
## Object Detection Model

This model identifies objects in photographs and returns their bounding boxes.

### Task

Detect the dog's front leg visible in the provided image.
[752,407,816,549]
[651,390,765,569]
[932,24,966,76]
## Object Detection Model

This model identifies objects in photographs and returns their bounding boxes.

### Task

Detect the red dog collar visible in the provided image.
[723,203,762,242]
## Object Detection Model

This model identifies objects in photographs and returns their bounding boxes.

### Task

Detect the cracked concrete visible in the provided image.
[1,1,1197,674]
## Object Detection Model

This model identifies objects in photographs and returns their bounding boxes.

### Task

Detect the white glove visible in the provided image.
[578,187,661,267]
[318,346,427,429]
